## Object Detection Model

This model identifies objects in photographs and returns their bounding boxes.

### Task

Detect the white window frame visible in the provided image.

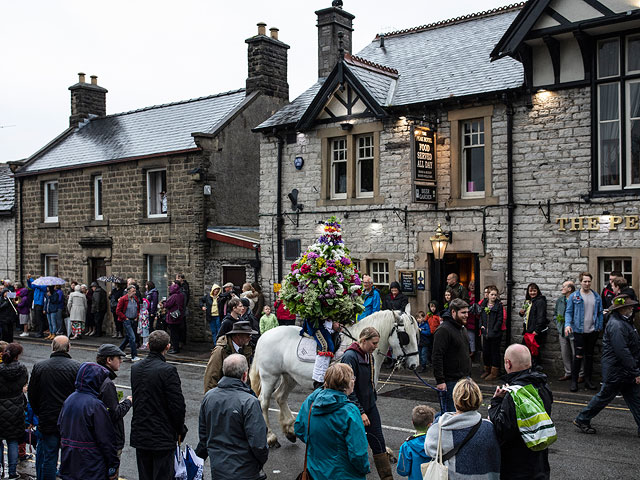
[44,181,59,223]
[94,176,103,220]
[368,260,389,286]
[626,79,640,188]
[330,137,348,200]
[44,255,59,277]
[356,134,374,198]
[599,257,633,290]
[146,168,167,218]
[461,119,485,199]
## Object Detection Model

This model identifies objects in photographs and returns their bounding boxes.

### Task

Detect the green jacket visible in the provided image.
[554,296,567,336]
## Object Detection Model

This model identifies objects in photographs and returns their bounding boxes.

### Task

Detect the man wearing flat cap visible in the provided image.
[96,343,132,470]
[574,294,640,437]
[203,320,256,393]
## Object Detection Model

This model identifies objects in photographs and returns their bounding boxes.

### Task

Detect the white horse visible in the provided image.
[249,308,420,448]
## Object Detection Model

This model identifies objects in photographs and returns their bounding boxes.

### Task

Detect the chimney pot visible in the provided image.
[257,22,266,36]
[90,75,98,85]
[78,72,86,83]
[269,27,279,40]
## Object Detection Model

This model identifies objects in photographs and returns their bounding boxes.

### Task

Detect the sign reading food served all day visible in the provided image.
[413,125,437,204]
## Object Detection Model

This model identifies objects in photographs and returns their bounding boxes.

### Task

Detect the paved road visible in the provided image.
[12,340,639,479]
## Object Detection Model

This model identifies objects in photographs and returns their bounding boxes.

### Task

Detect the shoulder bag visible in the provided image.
[422,418,483,479]
[296,402,314,480]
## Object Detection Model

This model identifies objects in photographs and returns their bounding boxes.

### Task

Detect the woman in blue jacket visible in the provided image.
[44,286,61,340]
[295,363,370,480]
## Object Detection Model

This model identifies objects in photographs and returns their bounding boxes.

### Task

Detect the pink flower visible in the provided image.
[300,264,311,274]
[326,267,337,276]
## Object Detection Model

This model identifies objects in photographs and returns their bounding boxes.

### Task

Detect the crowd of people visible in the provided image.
[0,268,638,480]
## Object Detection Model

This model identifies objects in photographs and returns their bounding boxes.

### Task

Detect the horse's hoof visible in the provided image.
[285,432,297,443]
[268,438,281,449]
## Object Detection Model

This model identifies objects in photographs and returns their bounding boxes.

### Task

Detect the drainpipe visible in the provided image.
[505,97,515,344]
[18,177,24,283]
[274,130,285,283]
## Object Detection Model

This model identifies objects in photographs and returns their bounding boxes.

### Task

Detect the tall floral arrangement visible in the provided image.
[281,217,364,327]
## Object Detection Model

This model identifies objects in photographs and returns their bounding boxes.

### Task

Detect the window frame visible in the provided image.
[94,175,103,220]
[599,257,633,290]
[330,137,348,200]
[593,33,640,194]
[368,259,389,286]
[43,180,59,223]
[356,133,375,199]
[146,254,168,299]
[146,168,167,218]
[44,254,59,277]
[318,122,383,206]
[460,118,486,199]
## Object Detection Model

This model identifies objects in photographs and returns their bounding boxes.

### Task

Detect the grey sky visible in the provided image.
[0,0,512,163]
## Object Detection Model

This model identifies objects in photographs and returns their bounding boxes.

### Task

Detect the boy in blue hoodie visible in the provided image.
[397,405,435,480]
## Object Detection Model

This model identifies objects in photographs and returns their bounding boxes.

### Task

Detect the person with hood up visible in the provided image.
[163,282,184,354]
[200,284,221,345]
[341,327,392,480]
[489,344,553,479]
[58,362,119,480]
[425,378,500,480]
[382,281,408,312]
[17,287,31,337]
[0,343,29,480]
[295,363,369,480]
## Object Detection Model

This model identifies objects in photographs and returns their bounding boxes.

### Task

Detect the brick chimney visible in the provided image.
[245,23,289,100]
[315,1,355,79]
[69,73,108,127]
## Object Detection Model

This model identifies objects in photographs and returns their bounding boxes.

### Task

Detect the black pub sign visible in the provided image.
[414,184,437,203]
[413,126,435,182]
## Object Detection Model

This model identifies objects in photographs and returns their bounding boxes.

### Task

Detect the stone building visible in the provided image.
[255,0,640,372]
[0,163,16,281]
[11,23,289,340]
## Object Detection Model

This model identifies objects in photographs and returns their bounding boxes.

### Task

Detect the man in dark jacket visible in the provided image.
[218,297,245,338]
[197,354,268,479]
[109,283,126,339]
[0,287,18,342]
[96,344,132,459]
[446,273,469,302]
[91,282,108,337]
[58,362,119,480]
[489,344,553,479]
[574,294,640,437]
[28,336,81,480]
[382,281,409,312]
[131,330,187,480]
[432,298,472,412]
[601,271,620,311]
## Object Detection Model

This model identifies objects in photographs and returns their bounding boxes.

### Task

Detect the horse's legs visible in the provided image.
[274,373,298,443]
[260,373,282,448]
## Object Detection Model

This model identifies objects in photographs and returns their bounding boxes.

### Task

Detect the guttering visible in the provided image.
[505,96,515,344]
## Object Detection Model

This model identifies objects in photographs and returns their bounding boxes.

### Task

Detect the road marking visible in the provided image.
[115,384,132,390]
[267,407,413,433]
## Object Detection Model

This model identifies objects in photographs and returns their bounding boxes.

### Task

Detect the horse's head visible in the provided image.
[387,309,420,370]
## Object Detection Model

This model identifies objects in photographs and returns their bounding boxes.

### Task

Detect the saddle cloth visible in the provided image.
[297,333,349,363]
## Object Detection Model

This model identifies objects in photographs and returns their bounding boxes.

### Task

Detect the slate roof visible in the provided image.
[257,5,524,130]
[20,89,248,175]
[0,164,15,213]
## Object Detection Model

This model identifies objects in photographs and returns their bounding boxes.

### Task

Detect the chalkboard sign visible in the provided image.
[413,126,436,182]
[414,184,437,203]
[398,270,416,295]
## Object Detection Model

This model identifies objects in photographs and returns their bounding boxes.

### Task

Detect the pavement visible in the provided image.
[9,334,640,479]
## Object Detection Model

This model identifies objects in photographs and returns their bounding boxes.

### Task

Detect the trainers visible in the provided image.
[131,356,141,362]
[573,419,596,434]
[19,332,29,337]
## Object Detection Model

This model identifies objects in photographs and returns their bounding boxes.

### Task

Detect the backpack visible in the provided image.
[506,384,557,451]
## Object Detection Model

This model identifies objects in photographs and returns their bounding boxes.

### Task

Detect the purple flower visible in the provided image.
[327,259,336,267]
[336,273,344,283]
[340,257,351,266]
[329,288,336,296]
[316,272,323,276]
[311,279,318,284]
[307,252,319,259]
[292,269,300,275]
[354,275,361,286]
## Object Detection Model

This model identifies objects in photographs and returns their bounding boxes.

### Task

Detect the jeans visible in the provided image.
[419,336,432,366]
[36,432,60,480]
[119,319,137,358]
[559,333,583,377]
[209,315,220,345]
[577,381,640,431]
[363,405,386,455]
[4,439,18,475]
[573,331,599,383]
[55,310,62,333]
[467,329,476,353]
[442,380,458,413]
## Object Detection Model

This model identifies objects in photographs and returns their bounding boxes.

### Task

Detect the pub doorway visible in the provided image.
[430,252,479,307]
[89,257,107,284]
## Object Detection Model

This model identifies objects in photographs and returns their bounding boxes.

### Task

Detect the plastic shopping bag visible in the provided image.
[184,445,204,480]
[174,445,187,480]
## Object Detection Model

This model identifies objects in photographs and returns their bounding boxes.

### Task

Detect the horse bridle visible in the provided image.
[390,311,419,364]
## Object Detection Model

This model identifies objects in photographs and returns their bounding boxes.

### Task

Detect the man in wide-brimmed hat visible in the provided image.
[203,320,256,393]
[574,294,640,437]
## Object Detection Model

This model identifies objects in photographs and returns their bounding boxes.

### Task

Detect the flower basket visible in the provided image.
[280,217,364,328]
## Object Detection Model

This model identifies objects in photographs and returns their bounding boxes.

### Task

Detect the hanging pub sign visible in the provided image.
[413,126,436,182]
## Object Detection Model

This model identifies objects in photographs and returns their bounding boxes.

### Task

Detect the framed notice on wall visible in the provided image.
[398,270,416,296]
[414,184,437,203]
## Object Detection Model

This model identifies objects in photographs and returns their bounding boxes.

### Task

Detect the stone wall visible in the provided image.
[259,84,638,373]
[0,215,15,281]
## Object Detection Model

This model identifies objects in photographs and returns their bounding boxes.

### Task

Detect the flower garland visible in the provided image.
[280,217,364,327]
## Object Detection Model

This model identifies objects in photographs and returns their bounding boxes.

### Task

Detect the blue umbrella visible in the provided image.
[31,276,66,286]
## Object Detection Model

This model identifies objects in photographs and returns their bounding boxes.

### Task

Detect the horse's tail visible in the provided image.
[249,354,262,398]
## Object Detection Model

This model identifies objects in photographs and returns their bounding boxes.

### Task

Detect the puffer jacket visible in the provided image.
[0,361,29,441]
[341,342,377,414]
[488,369,552,480]
[565,290,603,333]
[295,387,369,480]
[16,288,30,315]
[601,311,640,384]
[28,352,81,435]
[196,376,268,479]
[397,433,430,480]
[58,363,119,480]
